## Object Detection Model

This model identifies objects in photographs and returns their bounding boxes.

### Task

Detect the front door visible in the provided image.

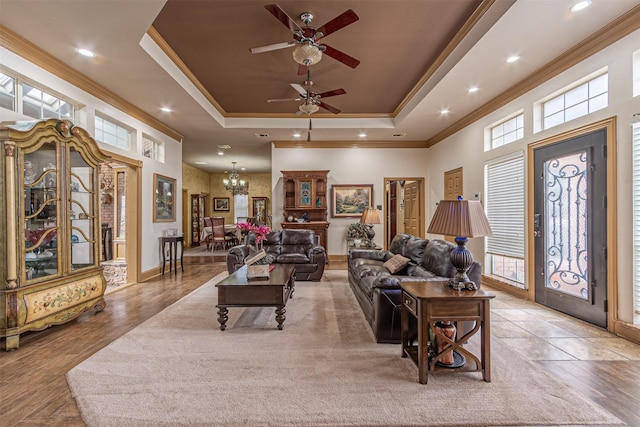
[533,128,607,328]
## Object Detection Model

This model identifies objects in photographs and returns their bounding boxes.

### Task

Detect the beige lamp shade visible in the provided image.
[427,199,492,238]
[360,208,381,225]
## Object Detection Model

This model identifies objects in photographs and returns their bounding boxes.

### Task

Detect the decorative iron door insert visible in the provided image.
[533,128,607,328]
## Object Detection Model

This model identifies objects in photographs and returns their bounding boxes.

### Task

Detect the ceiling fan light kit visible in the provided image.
[299,102,320,114]
[292,42,323,66]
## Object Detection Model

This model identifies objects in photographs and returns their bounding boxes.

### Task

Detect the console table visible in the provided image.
[161,235,184,275]
[400,280,495,384]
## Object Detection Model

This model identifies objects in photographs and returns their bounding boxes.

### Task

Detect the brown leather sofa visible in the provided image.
[226,229,326,281]
[348,233,482,343]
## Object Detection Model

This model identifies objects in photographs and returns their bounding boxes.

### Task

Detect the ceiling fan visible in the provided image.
[268,70,346,141]
[250,4,360,75]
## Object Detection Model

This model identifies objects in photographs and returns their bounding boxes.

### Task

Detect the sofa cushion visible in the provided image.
[383,254,411,274]
[420,239,457,278]
[404,237,429,264]
[276,253,310,264]
[388,233,411,255]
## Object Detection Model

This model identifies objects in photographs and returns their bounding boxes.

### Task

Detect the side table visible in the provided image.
[400,280,495,384]
[161,235,184,275]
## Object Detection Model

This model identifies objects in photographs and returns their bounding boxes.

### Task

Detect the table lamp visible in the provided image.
[427,197,492,290]
[360,207,381,244]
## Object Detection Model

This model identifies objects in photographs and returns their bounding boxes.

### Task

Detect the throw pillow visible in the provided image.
[383,254,411,274]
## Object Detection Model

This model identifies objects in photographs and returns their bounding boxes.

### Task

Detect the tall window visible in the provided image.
[485,152,525,287]
[234,194,248,223]
[95,114,132,151]
[142,134,165,162]
[21,82,74,120]
[0,72,16,111]
[631,122,640,321]
[541,72,608,130]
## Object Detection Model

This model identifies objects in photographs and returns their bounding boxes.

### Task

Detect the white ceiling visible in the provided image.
[1,0,639,173]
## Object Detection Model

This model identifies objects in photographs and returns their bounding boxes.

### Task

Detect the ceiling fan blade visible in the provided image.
[297,64,308,76]
[250,41,295,54]
[264,4,302,34]
[291,83,307,96]
[316,9,359,39]
[267,97,302,103]
[317,88,346,99]
[318,101,341,114]
[322,45,360,69]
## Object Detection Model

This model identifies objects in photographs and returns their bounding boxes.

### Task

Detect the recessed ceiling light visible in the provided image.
[358,133,367,138]
[217,151,224,156]
[160,107,172,112]
[506,55,520,63]
[440,109,450,115]
[76,48,95,58]
[570,0,592,12]
[194,161,207,165]
[293,132,301,138]
[468,86,479,93]
[240,167,246,171]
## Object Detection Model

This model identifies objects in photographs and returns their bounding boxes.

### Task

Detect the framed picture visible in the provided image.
[214,197,230,211]
[153,174,176,222]
[252,197,268,225]
[331,184,373,218]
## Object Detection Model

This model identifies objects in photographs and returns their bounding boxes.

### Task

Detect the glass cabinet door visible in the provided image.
[69,147,96,270]
[23,141,59,280]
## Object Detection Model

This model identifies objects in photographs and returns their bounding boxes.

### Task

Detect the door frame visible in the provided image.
[383,177,425,248]
[527,117,617,331]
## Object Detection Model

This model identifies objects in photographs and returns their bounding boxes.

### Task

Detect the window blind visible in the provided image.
[485,153,525,258]
[632,123,640,313]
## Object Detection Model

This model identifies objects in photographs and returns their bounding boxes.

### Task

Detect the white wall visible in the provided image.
[425,29,640,323]
[271,146,429,255]
[1,46,183,274]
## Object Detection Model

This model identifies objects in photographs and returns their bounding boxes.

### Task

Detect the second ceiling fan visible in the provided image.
[268,70,346,141]
[250,4,360,75]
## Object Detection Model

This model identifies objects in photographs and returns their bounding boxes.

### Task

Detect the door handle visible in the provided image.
[533,230,541,237]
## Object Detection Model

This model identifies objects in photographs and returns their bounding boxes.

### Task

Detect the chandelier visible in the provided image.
[223,162,249,195]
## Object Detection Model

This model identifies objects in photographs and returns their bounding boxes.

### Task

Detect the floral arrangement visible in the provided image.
[237,221,272,245]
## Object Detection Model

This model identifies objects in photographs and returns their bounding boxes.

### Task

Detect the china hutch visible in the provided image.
[190,193,207,246]
[0,119,108,350]
[280,170,330,249]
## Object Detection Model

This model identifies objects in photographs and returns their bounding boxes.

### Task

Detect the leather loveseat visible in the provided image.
[348,233,481,343]
[226,229,326,281]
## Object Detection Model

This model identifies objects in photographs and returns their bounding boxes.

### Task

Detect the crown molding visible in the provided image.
[426,5,640,147]
[0,24,183,143]
[272,140,428,149]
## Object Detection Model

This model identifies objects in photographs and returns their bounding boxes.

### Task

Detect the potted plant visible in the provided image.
[345,223,370,247]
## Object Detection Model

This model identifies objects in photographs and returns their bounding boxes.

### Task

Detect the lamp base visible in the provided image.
[448,236,478,291]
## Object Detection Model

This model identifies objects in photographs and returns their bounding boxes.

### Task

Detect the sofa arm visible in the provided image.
[308,245,327,264]
[225,245,250,274]
[372,276,401,290]
[348,249,390,263]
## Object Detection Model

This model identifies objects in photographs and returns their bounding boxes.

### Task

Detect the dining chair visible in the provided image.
[203,217,213,250]
[211,217,234,251]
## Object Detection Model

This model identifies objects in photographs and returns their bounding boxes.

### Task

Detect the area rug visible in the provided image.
[67,270,622,427]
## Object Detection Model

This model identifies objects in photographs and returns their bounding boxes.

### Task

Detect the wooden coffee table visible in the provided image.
[215,264,296,330]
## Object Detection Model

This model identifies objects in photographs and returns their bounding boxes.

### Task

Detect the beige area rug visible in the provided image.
[67,271,622,427]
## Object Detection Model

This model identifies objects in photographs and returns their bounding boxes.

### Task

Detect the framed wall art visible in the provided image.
[331,184,373,218]
[252,197,268,225]
[214,197,230,211]
[153,173,176,222]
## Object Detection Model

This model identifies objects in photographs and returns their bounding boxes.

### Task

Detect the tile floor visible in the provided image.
[488,286,640,362]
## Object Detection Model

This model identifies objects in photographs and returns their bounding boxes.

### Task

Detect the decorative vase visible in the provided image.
[434,321,456,365]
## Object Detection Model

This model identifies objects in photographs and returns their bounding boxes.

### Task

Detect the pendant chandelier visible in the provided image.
[223,162,249,195]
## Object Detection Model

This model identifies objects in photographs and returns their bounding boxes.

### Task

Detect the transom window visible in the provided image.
[487,113,524,151]
[142,134,165,162]
[0,71,16,111]
[95,114,132,151]
[542,73,608,130]
[21,82,74,120]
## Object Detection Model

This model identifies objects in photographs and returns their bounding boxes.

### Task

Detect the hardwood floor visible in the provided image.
[1,258,639,426]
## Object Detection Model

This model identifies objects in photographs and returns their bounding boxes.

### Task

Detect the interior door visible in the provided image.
[533,129,607,328]
[404,181,421,237]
